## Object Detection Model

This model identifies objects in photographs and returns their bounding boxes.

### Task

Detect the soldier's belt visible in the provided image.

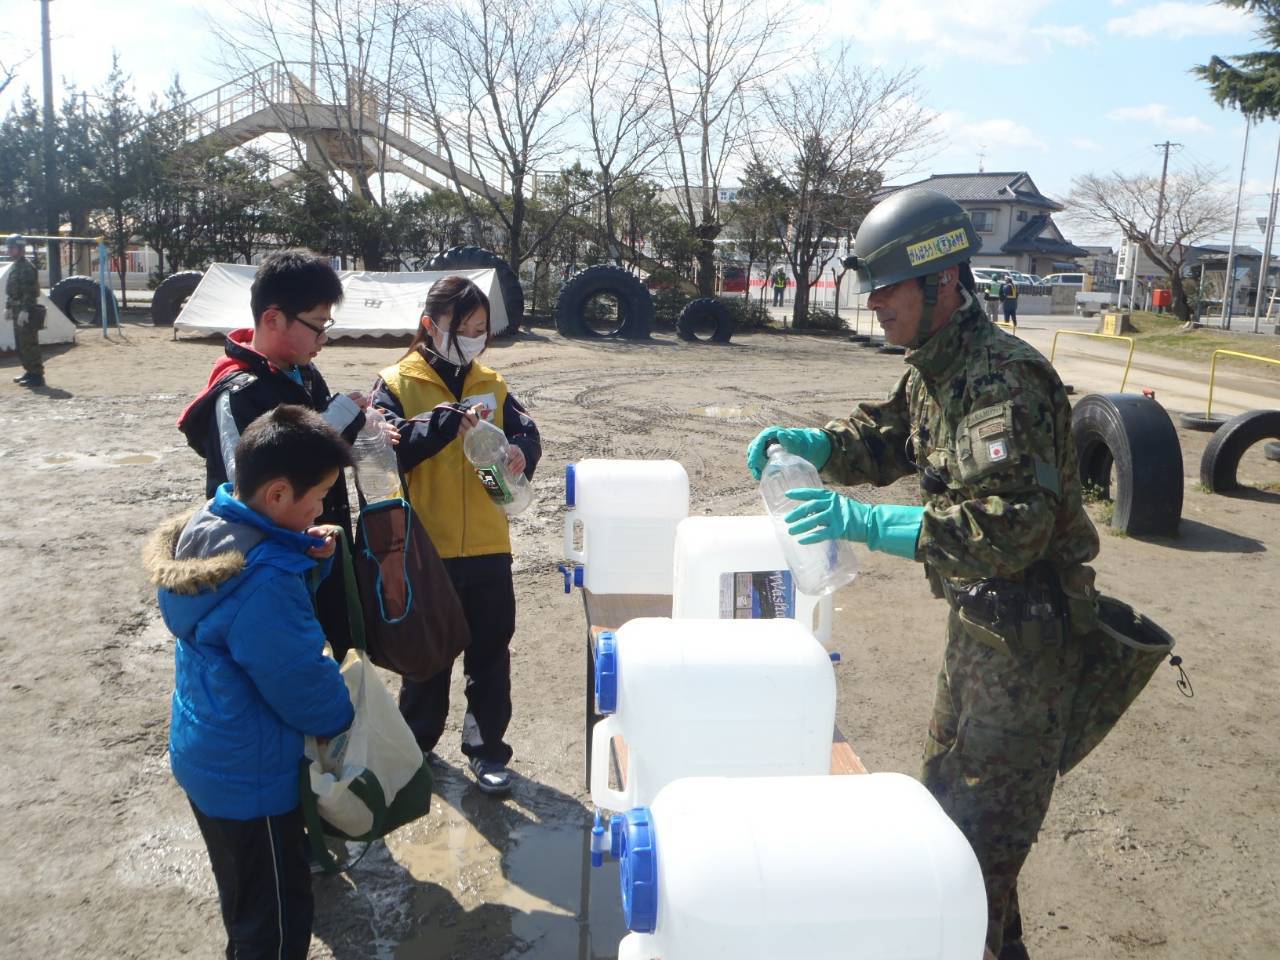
[942,576,1060,627]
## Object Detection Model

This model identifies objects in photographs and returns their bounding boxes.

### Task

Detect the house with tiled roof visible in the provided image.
[878,172,1089,278]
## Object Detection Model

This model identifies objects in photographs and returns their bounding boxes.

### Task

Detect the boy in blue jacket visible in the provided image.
[144,404,356,960]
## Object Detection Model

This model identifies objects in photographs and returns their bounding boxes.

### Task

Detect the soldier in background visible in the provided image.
[5,235,44,388]
[746,189,1101,960]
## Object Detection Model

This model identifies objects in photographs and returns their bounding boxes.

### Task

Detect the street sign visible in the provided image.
[1115,242,1136,281]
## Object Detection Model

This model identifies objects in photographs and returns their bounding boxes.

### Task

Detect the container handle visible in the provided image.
[795,591,833,645]
[563,509,585,564]
[590,716,630,812]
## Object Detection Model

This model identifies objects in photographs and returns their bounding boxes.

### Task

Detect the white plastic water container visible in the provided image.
[611,773,987,960]
[672,516,834,644]
[563,460,689,595]
[590,618,835,812]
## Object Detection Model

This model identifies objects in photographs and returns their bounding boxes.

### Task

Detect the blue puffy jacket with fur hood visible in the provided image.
[143,486,354,819]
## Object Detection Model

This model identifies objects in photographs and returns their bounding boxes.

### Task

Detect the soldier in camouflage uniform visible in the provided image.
[747,189,1101,960]
[5,235,44,388]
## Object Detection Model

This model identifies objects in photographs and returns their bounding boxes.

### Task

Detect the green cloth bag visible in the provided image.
[1059,595,1188,775]
[300,532,434,872]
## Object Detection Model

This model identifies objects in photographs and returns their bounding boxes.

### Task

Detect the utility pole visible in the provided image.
[1224,120,1252,330]
[1255,129,1280,331]
[1152,140,1180,245]
[40,0,61,286]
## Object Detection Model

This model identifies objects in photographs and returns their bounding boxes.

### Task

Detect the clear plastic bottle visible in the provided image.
[463,418,534,516]
[758,444,858,597]
[351,407,402,502]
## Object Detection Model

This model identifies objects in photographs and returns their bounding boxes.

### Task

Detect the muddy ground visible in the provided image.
[1,317,1277,959]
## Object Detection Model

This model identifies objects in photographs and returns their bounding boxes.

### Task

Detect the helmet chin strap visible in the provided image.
[909,273,941,350]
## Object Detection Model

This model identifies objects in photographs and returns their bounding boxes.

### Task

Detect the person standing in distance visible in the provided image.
[6,235,44,388]
[745,189,1101,960]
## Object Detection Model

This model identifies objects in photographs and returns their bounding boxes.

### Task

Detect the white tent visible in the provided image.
[174,263,510,339]
[0,261,78,352]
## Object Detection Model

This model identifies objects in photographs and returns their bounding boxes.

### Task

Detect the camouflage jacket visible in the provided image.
[821,292,1099,595]
[5,256,39,316]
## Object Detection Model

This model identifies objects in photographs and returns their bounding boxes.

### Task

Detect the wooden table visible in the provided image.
[579,588,866,787]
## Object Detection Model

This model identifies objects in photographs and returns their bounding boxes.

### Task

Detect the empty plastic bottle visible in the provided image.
[463,418,534,516]
[351,407,401,502]
[758,444,858,597]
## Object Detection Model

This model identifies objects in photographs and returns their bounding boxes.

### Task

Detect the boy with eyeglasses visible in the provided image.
[178,251,369,657]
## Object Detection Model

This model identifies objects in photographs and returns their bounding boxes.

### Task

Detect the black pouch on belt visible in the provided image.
[1059,595,1187,775]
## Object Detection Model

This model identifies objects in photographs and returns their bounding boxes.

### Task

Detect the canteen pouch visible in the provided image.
[1059,595,1183,775]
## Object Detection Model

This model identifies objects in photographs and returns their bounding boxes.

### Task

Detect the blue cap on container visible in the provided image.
[618,807,658,933]
[594,631,618,715]
[566,463,577,506]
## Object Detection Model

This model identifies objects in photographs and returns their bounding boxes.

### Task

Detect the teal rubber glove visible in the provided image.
[784,488,925,560]
[746,427,832,480]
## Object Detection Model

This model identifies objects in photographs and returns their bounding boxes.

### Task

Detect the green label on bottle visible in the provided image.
[474,464,514,504]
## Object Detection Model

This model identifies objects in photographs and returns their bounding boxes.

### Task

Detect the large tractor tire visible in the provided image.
[553,265,653,340]
[50,275,112,327]
[1199,409,1280,493]
[427,246,524,335]
[1072,393,1184,537]
[1178,411,1230,432]
[150,270,204,326]
[677,298,734,343]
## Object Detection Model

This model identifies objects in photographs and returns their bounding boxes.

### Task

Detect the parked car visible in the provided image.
[1039,272,1088,288]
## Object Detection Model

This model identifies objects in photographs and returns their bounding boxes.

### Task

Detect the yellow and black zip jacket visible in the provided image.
[373,347,541,559]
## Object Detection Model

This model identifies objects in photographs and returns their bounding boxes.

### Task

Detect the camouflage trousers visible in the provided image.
[921,605,1084,956]
[13,309,43,376]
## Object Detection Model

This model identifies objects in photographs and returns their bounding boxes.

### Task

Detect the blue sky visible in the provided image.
[1,0,1276,249]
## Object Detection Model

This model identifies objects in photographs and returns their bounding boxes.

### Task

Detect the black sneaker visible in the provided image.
[468,756,513,796]
[12,372,32,384]
[20,373,44,388]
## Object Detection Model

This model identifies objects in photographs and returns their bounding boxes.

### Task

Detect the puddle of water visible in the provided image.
[113,453,158,465]
[392,777,627,959]
[694,404,761,421]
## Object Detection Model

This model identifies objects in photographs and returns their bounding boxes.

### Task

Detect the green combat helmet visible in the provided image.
[842,189,980,347]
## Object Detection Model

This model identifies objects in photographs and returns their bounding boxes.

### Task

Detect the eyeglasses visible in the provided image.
[288,312,336,337]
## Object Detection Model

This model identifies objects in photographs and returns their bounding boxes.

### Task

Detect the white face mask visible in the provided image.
[431,329,486,366]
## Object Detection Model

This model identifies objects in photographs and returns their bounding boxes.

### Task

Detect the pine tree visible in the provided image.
[1195,1,1280,118]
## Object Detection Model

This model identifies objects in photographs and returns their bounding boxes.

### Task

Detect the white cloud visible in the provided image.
[935,111,1048,154]
[1107,2,1256,40]
[1030,25,1097,48]
[817,0,1092,63]
[1070,137,1106,152]
[1106,103,1213,133]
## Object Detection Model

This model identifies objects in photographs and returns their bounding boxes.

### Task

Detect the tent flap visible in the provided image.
[174,264,509,339]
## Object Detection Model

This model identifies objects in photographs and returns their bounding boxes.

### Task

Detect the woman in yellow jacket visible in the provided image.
[372,276,541,795]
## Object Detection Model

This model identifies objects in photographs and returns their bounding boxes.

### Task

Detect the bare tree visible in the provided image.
[754,52,936,326]
[406,0,603,272]
[638,0,791,296]
[1066,165,1234,323]
[579,19,665,265]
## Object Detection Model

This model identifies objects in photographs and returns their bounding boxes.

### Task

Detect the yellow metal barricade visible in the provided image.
[1206,350,1280,416]
[1049,330,1136,393]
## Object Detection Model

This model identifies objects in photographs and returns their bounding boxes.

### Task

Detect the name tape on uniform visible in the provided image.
[906,228,971,267]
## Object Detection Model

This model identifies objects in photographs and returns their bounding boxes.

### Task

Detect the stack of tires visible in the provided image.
[553,265,653,340]
[427,246,525,335]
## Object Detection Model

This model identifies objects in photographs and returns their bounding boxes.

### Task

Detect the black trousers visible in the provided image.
[399,554,516,764]
[189,800,313,960]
